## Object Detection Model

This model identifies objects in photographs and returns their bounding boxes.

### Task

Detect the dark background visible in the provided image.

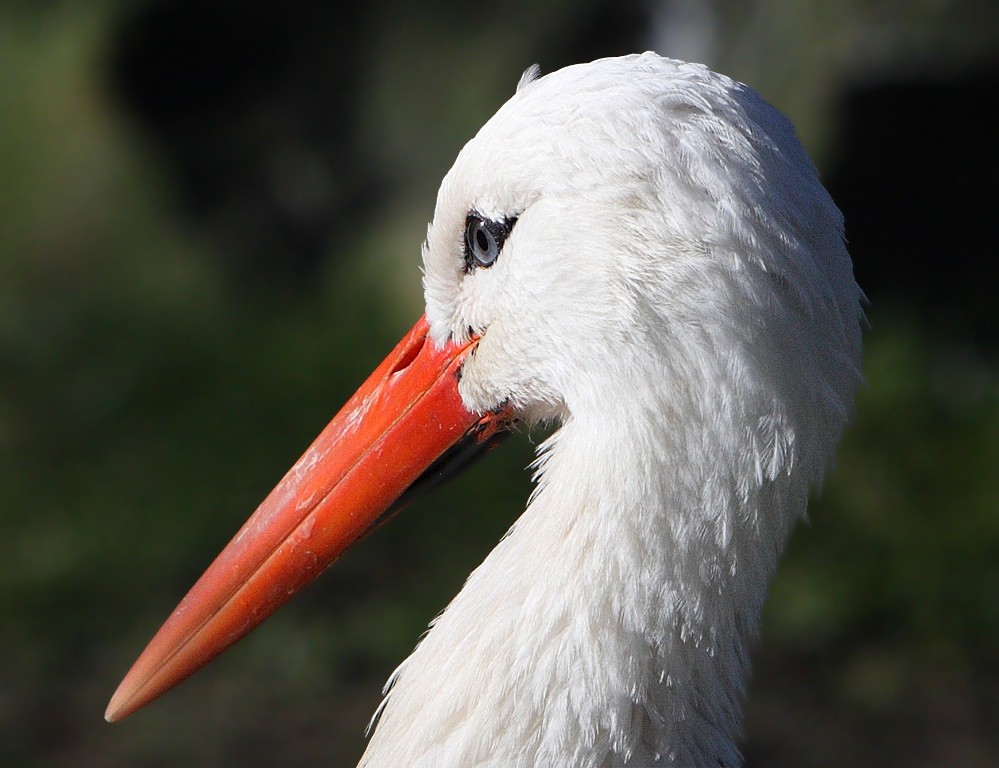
[2,0,998,765]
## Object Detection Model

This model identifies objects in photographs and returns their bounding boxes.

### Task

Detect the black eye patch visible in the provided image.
[464,213,517,271]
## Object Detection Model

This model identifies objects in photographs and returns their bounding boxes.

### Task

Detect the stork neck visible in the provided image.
[362,408,791,768]
[508,406,786,766]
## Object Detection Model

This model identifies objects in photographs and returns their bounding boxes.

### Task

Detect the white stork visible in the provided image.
[106,53,863,767]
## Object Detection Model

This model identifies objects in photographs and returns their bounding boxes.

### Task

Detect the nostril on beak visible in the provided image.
[390,334,426,375]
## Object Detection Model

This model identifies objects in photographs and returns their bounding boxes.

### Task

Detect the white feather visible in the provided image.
[362,53,862,768]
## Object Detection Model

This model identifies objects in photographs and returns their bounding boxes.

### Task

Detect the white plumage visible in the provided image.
[361,53,862,767]
[105,51,862,767]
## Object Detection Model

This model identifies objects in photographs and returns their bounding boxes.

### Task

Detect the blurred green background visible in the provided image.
[2,0,998,765]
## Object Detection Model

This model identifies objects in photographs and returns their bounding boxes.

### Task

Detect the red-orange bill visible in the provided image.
[106,315,509,722]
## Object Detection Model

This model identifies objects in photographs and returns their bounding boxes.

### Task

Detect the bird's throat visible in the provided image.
[362,414,788,767]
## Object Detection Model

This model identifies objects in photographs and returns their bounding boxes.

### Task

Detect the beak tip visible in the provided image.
[105,676,143,723]
[104,691,127,723]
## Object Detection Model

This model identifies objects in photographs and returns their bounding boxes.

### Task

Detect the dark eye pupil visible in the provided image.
[464,212,517,271]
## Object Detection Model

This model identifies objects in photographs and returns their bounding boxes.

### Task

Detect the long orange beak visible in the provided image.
[106,315,509,722]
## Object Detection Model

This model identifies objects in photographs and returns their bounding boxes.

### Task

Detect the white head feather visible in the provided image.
[362,53,862,768]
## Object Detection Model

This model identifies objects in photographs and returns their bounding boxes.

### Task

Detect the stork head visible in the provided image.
[106,54,862,725]
[423,54,861,442]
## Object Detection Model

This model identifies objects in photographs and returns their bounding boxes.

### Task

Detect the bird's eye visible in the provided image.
[465,217,499,268]
[464,213,515,271]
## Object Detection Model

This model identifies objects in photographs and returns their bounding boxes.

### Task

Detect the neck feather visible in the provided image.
[361,403,806,768]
